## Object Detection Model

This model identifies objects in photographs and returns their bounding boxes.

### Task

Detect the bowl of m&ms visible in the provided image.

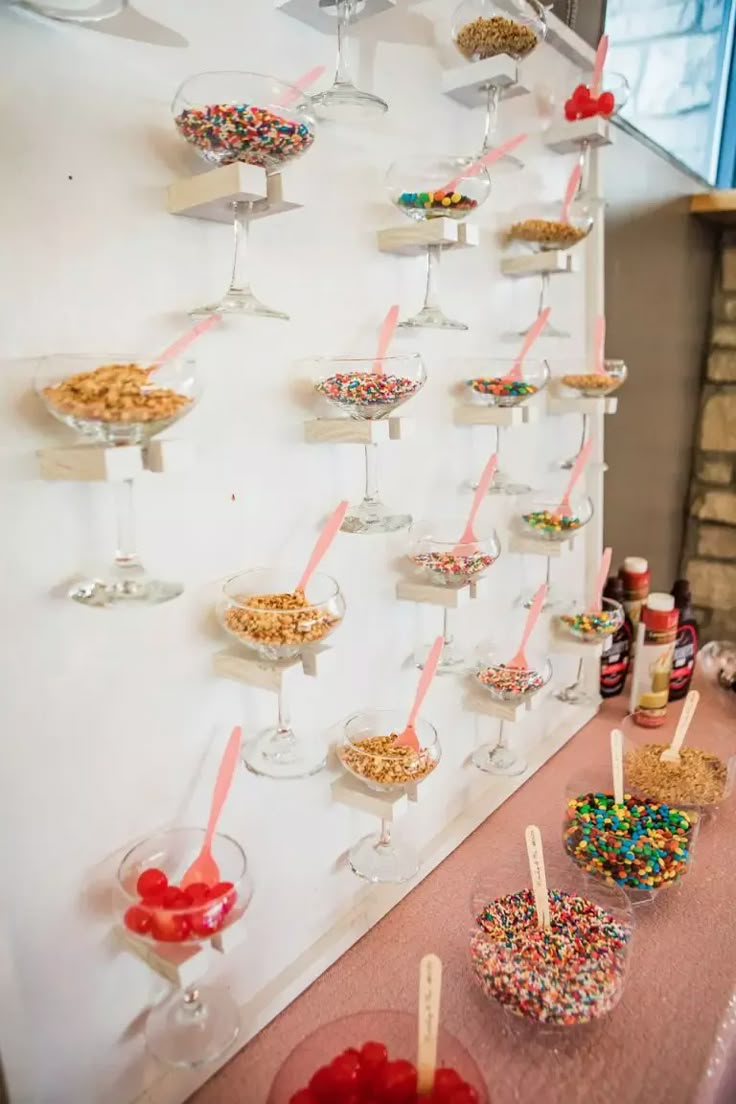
[562,778,699,902]
[558,596,624,643]
[564,72,629,122]
[559,359,627,399]
[464,357,549,408]
[518,492,594,542]
[475,649,552,704]
[313,354,426,421]
[469,860,633,1028]
[267,1010,488,1103]
[408,517,501,586]
[118,827,252,945]
[387,155,491,223]
[172,70,316,170]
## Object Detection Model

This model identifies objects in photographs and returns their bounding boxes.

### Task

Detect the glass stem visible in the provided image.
[113,479,141,571]
[229,200,253,296]
[497,720,506,750]
[572,657,584,688]
[423,244,442,312]
[363,443,381,505]
[442,608,453,648]
[376,818,392,849]
[334,0,355,87]
[481,84,500,153]
[545,556,552,588]
[578,139,590,195]
[537,271,550,315]
[276,685,293,737]
[182,988,203,1015]
[578,412,589,454]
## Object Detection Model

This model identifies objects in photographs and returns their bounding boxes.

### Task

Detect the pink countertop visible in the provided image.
[190,677,736,1104]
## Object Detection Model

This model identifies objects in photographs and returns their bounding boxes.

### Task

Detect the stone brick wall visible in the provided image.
[682,232,736,639]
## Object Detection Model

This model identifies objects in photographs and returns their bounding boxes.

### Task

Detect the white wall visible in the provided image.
[0,3,597,1102]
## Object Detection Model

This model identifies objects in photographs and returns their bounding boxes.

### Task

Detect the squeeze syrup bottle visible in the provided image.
[630,593,678,728]
[619,556,650,657]
[599,576,632,698]
[669,579,698,701]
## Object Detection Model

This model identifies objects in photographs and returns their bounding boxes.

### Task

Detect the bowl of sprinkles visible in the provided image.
[475,651,552,703]
[559,597,624,643]
[519,492,594,542]
[407,516,501,586]
[337,708,441,793]
[172,70,316,170]
[560,359,628,399]
[313,354,426,421]
[464,357,550,408]
[505,196,594,253]
[469,864,632,1028]
[387,155,492,224]
[563,785,699,902]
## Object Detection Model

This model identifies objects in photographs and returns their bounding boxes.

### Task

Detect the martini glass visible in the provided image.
[172,71,316,320]
[311,0,388,120]
[34,354,200,607]
[118,826,252,1067]
[386,155,491,330]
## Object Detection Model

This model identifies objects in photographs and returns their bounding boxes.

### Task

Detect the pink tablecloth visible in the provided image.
[190,676,736,1104]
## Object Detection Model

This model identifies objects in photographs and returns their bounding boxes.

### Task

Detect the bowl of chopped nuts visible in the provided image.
[337,708,441,793]
[559,359,628,399]
[218,568,346,661]
[505,195,594,254]
[34,355,200,446]
[452,0,546,62]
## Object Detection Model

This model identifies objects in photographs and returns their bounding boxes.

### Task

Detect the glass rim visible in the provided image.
[475,655,553,685]
[409,518,500,545]
[342,708,439,752]
[32,354,197,382]
[222,567,342,607]
[172,69,315,111]
[117,825,249,913]
[306,353,424,368]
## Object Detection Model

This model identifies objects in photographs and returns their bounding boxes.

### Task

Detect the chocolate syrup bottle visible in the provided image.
[669,579,698,701]
[600,576,633,698]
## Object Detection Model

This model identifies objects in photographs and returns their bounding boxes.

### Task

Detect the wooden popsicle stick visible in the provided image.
[611,728,624,805]
[660,689,700,764]
[416,953,443,1095]
[525,825,551,930]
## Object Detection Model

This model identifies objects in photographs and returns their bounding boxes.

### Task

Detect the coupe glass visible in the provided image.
[567,72,630,201]
[386,155,491,330]
[34,354,200,607]
[338,708,440,882]
[556,359,628,470]
[172,71,316,320]
[452,0,546,164]
[469,855,633,1028]
[408,516,501,673]
[558,596,624,644]
[310,0,388,119]
[518,491,594,543]
[218,568,345,778]
[472,649,552,775]
[267,1010,489,1103]
[503,194,594,338]
[563,769,700,904]
[311,353,424,534]
[117,826,252,1067]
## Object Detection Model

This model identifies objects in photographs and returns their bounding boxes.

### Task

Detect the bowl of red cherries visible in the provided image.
[564,73,629,121]
[268,1010,488,1104]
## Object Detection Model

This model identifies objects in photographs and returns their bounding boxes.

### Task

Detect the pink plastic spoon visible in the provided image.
[503,306,551,383]
[181,725,242,889]
[560,164,582,224]
[452,453,498,554]
[591,34,609,97]
[395,635,444,751]
[593,315,606,375]
[296,500,348,593]
[444,132,528,193]
[591,545,612,611]
[373,304,400,375]
[279,65,327,108]
[507,584,548,670]
[556,437,593,518]
[153,313,221,366]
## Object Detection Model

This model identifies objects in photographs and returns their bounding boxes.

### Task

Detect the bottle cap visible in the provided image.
[647,592,675,613]
[623,556,648,575]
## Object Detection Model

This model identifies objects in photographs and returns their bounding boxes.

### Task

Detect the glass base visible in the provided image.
[145,984,239,1068]
[190,288,289,321]
[472,742,528,776]
[18,0,124,21]
[311,83,388,121]
[414,640,465,674]
[399,305,468,331]
[479,150,524,174]
[341,499,411,534]
[242,728,326,780]
[502,320,570,341]
[349,833,418,884]
[520,585,560,612]
[488,474,532,496]
[556,686,598,706]
[68,567,183,608]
